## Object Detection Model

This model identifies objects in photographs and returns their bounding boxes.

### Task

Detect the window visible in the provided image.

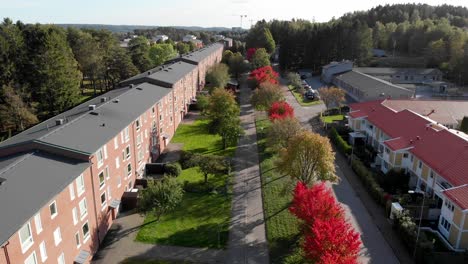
[114,136,119,150]
[138,149,144,163]
[430,171,434,178]
[125,146,131,160]
[34,214,42,234]
[445,200,455,212]
[19,222,33,252]
[103,145,108,159]
[403,153,408,158]
[160,127,163,133]
[82,222,90,242]
[79,198,88,219]
[107,186,112,199]
[97,148,104,168]
[136,118,141,131]
[116,157,120,169]
[151,107,155,116]
[137,134,142,148]
[127,163,132,177]
[98,171,105,188]
[385,148,390,154]
[410,155,414,162]
[105,166,110,180]
[69,184,75,200]
[75,232,81,248]
[49,201,57,219]
[39,241,47,262]
[128,181,133,190]
[159,114,163,121]
[101,192,107,209]
[57,253,65,264]
[117,174,122,187]
[152,121,157,132]
[72,207,78,225]
[440,217,451,232]
[418,161,422,169]
[124,126,130,142]
[53,227,62,246]
[120,131,124,144]
[24,251,37,264]
[76,174,85,196]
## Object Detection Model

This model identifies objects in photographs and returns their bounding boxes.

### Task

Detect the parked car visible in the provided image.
[304,89,319,100]
[300,74,307,80]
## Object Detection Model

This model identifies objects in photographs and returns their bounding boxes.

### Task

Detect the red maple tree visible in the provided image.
[290,182,362,264]
[248,66,279,85]
[246,48,257,61]
[268,101,294,121]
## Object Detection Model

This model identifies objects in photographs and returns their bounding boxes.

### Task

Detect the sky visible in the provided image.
[1,0,468,28]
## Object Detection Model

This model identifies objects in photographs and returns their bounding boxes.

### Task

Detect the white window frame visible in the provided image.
[82,222,90,243]
[107,186,112,199]
[19,222,34,253]
[105,166,110,180]
[34,214,42,234]
[98,171,105,189]
[57,253,65,264]
[114,136,119,150]
[117,174,122,187]
[103,145,108,159]
[75,232,81,248]
[53,227,62,246]
[124,126,130,142]
[76,174,85,197]
[69,184,75,200]
[136,133,142,148]
[97,148,104,168]
[136,118,141,131]
[125,146,131,160]
[127,163,132,177]
[72,207,78,225]
[39,241,47,262]
[115,157,120,169]
[49,201,58,219]
[101,192,107,210]
[79,198,88,220]
[24,251,37,264]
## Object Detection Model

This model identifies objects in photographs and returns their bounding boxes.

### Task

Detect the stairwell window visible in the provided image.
[136,118,141,131]
[82,222,90,242]
[76,174,85,196]
[127,163,132,177]
[49,201,58,219]
[19,222,33,253]
[124,126,130,142]
[79,198,88,220]
[96,148,104,168]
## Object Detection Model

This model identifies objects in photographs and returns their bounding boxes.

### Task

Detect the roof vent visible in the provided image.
[410,140,414,144]
[101,97,107,103]
[129,84,134,88]
[113,99,120,103]
[89,105,96,111]
[416,136,420,140]
[0,177,6,186]
[55,119,64,126]
[90,111,99,116]
[147,71,151,75]
[136,87,143,90]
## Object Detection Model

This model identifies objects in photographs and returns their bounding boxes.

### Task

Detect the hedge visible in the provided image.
[350,157,387,206]
[329,127,352,155]
[164,162,182,176]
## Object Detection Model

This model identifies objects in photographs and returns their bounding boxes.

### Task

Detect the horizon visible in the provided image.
[1,0,468,29]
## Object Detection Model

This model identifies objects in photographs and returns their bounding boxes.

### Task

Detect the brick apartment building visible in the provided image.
[0,43,223,264]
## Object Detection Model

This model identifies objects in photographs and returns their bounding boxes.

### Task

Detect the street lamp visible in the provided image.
[408,189,425,260]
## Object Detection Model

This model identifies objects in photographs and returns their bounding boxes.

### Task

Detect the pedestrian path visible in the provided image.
[226,80,270,264]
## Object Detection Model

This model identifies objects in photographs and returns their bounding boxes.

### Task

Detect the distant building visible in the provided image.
[152,35,169,43]
[182,35,197,42]
[354,67,443,84]
[372,48,387,57]
[321,60,353,83]
[213,34,225,41]
[119,38,132,48]
[220,37,233,48]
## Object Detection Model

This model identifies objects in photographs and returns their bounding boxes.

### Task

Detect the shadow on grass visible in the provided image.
[269,234,302,264]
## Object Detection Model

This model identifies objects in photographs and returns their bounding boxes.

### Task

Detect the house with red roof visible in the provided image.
[348,99,468,250]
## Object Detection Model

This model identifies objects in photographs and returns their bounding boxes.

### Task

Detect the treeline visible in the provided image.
[249,4,468,86]
[0,18,141,136]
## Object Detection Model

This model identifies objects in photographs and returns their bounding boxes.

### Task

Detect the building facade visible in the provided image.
[0,43,224,264]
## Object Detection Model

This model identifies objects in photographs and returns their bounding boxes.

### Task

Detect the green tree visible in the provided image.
[138,176,184,221]
[318,87,346,110]
[251,82,284,110]
[206,88,242,149]
[222,50,234,63]
[246,25,276,53]
[129,36,152,72]
[0,85,38,132]
[277,131,338,185]
[426,39,447,67]
[250,48,271,69]
[197,155,229,183]
[205,63,230,89]
[266,117,303,151]
[105,46,139,89]
[460,116,468,133]
[176,42,190,54]
[0,18,25,86]
[228,52,248,79]
[148,43,178,67]
[287,72,302,92]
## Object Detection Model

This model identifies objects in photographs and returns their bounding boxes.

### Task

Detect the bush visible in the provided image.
[196,94,209,113]
[183,180,217,193]
[329,127,352,155]
[179,151,201,169]
[164,162,182,176]
[351,157,386,206]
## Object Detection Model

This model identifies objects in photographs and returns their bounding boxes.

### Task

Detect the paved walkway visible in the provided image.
[226,79,269,263]
[92,212,226,264]
[280,80,407,264]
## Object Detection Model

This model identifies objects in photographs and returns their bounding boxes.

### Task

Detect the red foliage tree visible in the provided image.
[268,101,294,121]
[248,66,279,85]
[289,182,362,264]
[246,48,257,61]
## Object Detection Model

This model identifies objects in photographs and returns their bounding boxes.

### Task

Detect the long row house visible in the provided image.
[348,99,468,251]
[0,43,223,264]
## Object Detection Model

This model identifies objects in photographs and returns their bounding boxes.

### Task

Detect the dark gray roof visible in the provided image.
[40,83,171,154]
[355,67,442,76]
[0,86,132,150]
[180,43,223,64]
[119,61,196,88]
[0,151,90,246]
[334,70,414,99]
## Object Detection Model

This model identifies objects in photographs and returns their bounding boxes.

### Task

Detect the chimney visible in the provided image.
[89,105,96,111]
[113,99,120,103]
[55,119,64,126]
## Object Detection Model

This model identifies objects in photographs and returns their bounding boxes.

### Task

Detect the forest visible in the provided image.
[247,4,468,87]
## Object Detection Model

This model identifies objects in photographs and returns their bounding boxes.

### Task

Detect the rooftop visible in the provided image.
[443,185,468,210]
[335,70,413,99]
[180,43,223,64]
[354,67,442,76]
[120,61,197,87]
[0,151,90,246]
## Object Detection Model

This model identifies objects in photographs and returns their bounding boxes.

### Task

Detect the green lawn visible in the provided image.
[255,113,303,264]
[121,259,192,264]
[136,118,232,249]
[288,85,323,107]
[320,114,344,124]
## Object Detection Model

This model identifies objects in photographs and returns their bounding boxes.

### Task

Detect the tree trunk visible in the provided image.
[204,173,208,183]
[92,79,96,95]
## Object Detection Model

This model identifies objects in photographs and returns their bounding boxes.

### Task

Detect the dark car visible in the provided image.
[300,74,307,80]
[304,89,319,100]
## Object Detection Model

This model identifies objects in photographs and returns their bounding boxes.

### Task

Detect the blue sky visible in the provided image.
[1,0,467,28]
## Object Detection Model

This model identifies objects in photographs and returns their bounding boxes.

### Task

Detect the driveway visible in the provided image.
[280,82,406,264]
